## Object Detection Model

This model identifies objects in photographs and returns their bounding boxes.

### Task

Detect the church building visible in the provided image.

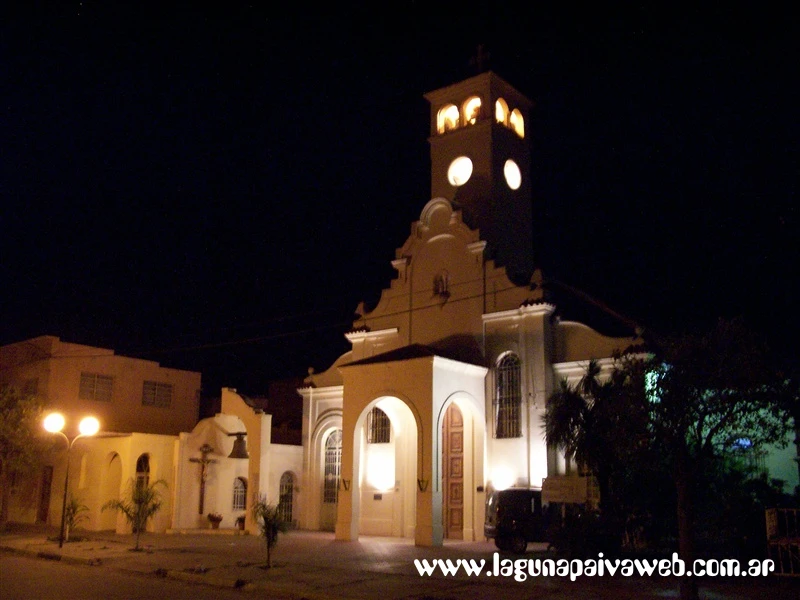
[296,70,638,546]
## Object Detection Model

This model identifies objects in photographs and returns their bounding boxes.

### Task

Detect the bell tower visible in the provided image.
[424,71,534,280]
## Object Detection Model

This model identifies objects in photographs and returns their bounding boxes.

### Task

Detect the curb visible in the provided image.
[1,545,105,567]
[164,569,248,589]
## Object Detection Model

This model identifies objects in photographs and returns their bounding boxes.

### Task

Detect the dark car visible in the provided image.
[484,488,548,554]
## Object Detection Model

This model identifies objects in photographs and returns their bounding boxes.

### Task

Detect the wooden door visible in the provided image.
[37,466,53,523]
[442,403,464,539]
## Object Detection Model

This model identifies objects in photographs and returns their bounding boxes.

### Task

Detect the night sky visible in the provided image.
[2,4,797,396]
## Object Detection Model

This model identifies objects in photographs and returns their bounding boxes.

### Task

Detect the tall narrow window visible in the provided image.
[323,429,342,504]
[278,472,294,523]
[232,477,247,511]
[494,353,522,438]
[366,407,390,443]
[135,454,150,491]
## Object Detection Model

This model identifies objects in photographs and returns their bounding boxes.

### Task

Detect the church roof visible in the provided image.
[342,342,485,369]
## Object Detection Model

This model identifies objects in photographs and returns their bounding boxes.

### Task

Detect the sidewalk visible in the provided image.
[1,523,798,599]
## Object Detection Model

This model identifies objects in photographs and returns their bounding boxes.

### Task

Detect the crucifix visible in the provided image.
[189,443,218,514]
[469,44,491,74]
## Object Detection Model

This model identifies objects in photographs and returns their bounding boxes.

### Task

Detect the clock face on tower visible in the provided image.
[447,156,473,187]
[503,159,521,190]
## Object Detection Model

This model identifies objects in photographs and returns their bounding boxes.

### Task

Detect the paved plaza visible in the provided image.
[1,524,798,599]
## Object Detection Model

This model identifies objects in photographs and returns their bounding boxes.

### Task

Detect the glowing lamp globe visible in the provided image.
[43,412,66,433]
[79,416,100,437]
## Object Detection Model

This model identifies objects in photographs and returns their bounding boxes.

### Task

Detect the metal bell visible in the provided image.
[227,432,249,459]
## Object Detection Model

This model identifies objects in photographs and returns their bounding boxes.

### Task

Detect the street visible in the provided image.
[0,554,252,600]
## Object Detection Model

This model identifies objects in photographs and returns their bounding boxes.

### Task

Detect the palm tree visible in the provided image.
[102,479,166,550]
[252,496,289,568]
[544,359,647,542]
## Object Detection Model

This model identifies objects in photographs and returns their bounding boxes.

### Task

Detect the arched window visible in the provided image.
[437,104,459,133]
[494,353,522,438]
[509,108,525,138]
[463,96,482,125]
[135,454,150,491]
[277,472,294,524]
[495,98,509,125]
[366,407,390,443]
[323,429,342,504]
[232,477,247,511]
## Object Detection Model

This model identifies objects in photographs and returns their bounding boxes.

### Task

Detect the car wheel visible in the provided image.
[495,535,511,551]
[511,534,527,555]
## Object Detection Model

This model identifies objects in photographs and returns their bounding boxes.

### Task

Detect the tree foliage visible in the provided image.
[64,494,89,542]
[620,318,791,600]
[0,384,45,524]
[102,479,166,550]
[641,318,789,461]
[545,319,794,600]
[252,495,289,568]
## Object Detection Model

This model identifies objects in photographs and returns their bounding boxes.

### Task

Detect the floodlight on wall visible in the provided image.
[417,479,429,492]
[340,479,351,491]
[227,432,249,459]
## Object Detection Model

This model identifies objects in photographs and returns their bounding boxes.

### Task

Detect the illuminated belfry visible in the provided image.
[424,71,534,280]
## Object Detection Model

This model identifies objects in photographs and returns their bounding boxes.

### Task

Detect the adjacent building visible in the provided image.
[0,335,201,527]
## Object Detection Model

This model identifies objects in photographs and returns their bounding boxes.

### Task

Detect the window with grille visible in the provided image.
[232,477,247,511]
[323,429,342,504]
[79,372,113,402]
[135,454,150,492]
[366,407,390,443]
[494,353,522,438]
[142,381,173,408]
[277,472,294,523]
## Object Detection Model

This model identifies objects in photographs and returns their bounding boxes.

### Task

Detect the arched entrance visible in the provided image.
[442,403,464,539]
[337,354,487,546]
[435,394,485,543]
[354,397,418,538]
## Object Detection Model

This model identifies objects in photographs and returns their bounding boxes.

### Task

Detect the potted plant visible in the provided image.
[207,512,223,529]
[235,514,246,530]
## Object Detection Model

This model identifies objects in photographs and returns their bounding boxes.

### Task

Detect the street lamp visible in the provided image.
[43,412,100,548]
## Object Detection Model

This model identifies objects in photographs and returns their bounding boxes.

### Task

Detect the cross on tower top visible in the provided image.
[469,44,491,74]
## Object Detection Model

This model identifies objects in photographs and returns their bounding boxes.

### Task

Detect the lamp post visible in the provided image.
[43,413,100,548]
